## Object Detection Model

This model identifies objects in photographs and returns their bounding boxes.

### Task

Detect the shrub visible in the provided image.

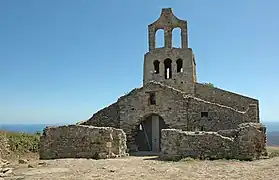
[5,131,40,153]
[203,82,215,88]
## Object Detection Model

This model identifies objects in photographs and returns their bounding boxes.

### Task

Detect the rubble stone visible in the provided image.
[39,125,127,160]
[0,132,10,158]
[161,123,267,160]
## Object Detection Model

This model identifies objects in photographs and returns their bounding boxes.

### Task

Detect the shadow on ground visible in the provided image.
[129,151,183,162]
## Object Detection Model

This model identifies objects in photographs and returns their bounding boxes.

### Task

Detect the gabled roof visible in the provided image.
[117,80,186,102]
[117,81,248,114]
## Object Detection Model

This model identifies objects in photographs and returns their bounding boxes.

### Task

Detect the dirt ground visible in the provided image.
[2,155,279,180]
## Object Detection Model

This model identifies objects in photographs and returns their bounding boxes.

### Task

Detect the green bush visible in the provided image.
[203,82,215,88]
[6,131,40,153]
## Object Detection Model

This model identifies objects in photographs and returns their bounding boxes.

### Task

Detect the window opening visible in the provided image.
[155,29,164,48]
[172,27,182,48]
[176,59,183,72]
[164,59,172,79]
[201,112,208,118]
[153,60,160,74]
[139,124,143,131]
[149,93,156,105]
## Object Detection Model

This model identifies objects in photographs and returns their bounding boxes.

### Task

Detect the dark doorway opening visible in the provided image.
[135,114,169,152]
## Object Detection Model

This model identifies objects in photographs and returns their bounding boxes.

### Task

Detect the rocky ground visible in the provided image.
[1,154,279,180]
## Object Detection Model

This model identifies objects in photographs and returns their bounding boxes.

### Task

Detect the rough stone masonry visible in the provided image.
[160,123,267,160]
[39,8,266,160]
[39,125,127,160]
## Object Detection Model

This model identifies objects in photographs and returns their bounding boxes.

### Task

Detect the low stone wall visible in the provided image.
[0,132,10,158]
[161,123,267,160]
[234,123,267,159]
[39,125,127,160]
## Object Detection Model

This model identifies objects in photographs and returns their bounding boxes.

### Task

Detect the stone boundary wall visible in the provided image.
[161,123,267,160]
[0,132,10,158]
[39,125,127,160]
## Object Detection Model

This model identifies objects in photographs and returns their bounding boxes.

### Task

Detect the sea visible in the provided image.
[0,121,278,134]
[0,123,68,134]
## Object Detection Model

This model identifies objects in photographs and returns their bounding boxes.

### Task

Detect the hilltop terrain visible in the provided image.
[0,130,279,179]
[1,123,279,146]
[1,155,279,180]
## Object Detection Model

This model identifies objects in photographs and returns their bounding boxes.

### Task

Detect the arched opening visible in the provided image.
[164,58,172,79]
[172,27,182,48]
[148,92,156,105]
[155,29,164,48]
[135,114,169,152]
[153,60,160,74]
[176,59,183,73]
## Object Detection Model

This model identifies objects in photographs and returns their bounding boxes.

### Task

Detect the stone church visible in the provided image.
[78,8,260,153]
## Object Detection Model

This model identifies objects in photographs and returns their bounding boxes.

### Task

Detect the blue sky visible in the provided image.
[0,0,278,124]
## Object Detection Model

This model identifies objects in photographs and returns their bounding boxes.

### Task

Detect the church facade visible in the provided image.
[78,8,260,152]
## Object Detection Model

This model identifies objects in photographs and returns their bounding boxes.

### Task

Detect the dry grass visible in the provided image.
[9,155,279,180]
[5,147,279,180]
[267,146,279,158]
[1,131,279,180]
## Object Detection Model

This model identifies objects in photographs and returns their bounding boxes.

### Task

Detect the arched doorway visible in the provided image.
[135,114,169,152]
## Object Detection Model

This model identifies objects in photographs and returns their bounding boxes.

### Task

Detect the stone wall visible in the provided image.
[161,123,267,160]
[118,82,189,149]
[195,83,259,121]
[148,8,188,51]
[143,8,196,94]
[0,132,10,158]
[233,123,267,160]
[78,102,120,128]
[187,95,258,131]
[39,125,127,160]
[79,81,259,151]
[144,48,196,94]
[117,82,257,149]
